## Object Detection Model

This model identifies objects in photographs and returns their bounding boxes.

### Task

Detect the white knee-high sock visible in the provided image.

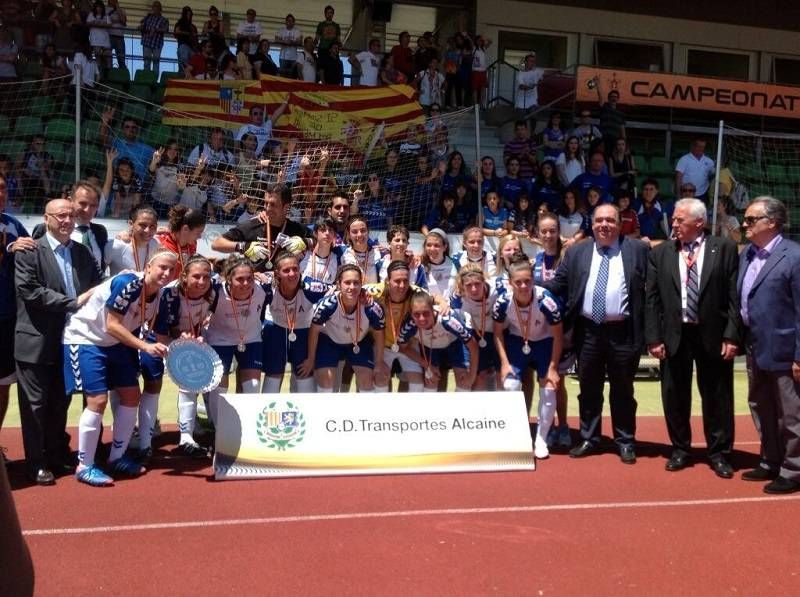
[295,377,316,393]
[177,390,197,445]
[536,387,557,445]
[317,385,333,394]
[374,385,389,393]
[408,382,424,393]
[109,404,138,462]
[109,389,120,413]
[137,392,160,450]
[262,376,282,393]
[241,378,260,394]
[77,409,103,468]
[423,386,438,393]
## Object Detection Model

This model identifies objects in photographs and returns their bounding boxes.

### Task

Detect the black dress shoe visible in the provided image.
[28,468,56,486]
[742,467,779,482]
[763,476,800,494]
[665,452,690,472]
[711,458,734,479]
[619,445,636,464]
[569,440,596,458]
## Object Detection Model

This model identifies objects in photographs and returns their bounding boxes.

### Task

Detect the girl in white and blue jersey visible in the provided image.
[450,263,499,389]
[376,225,425,286]
[63,247,177,486]
[204,257,269,421]
[262,251,329,394]
[308,264,386,392]
[492,256,563,460]
[419,228,457,299]
[452,226,497,279]
[492,234,524,295]
[397,290,478,391]
[340,215,382,285]
[104,205,162,275]
[299,217,342,286]
[153,255,216,456]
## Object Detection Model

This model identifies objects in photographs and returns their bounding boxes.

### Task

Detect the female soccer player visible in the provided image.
[453,226,497,278]
[493,234,524,294]
[154,255,216,456]
[299,217,341,285]
[419,228,457,298]
[64,247,178,486]
[376,224,425,285]
[450,264,498,389]
[105,205,162,275]
[341,215,382,284]
[492,257,563,459]
[307,264,386,392]
[154,205,206,280]
[262,251,329,393]
[398,289,478,391]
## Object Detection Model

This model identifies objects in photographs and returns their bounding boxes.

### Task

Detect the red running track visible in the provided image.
[3,415,799,596]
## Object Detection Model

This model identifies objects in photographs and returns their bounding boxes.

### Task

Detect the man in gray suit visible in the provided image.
[14,199,102,485]
[738,196,800,494]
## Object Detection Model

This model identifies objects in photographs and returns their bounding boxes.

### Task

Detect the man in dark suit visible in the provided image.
[738,196,800,494]
[546,203,649,463]
[31,181,108,272]
[15,199,102,485]
[645,198,741,478]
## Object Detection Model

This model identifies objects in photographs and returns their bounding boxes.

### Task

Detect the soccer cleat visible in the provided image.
[75,465,114,487]
[175,442,209,459]
[152,418,162,438]
[534,437,550,459]
[108,454,147,477]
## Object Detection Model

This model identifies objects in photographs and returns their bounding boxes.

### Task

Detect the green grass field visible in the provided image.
[1,370,752,429]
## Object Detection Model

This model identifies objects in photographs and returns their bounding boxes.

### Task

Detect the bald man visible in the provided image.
[15,199,102,485]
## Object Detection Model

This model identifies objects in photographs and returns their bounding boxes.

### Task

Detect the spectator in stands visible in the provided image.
[416,57,446,113]
[69,43,100,92]
[558,188,588,248]
[275,14,302,79]
[457,32,473,106]
[634,178,672,245]
[197,57,219,79]
[353,173,395,230]
[499,157,527,208]
[41,43,70,93]
[422,191,470,235]
[139,1,169,73]
[33,0,57,51]
[296,36,318,82]
[608,137,637,194]
[202,6,226,58]
[52,0,82,54]
[99,107,155,180]
[414,34,438,73]
[315,5,340,52]
[570,108,602,155]
[380,53,406,85]
[615,189,640,238]
[147,139,181,217]
[595,83,626,148]
[482,190,511,237]
[86,1,112,69]
[441,150,471,198]
[220,53,241,80]
[319,41,343,85]
[237,8,262,56]
[503,120,538,181]
[390,32,415,83]
[713,195,741,243]
[542,112,565,160]
[0,157,21,211]
[188,127,235,170]
[349,38,382,86]
[253,39,279,76]
[235,100,289,157]
[675,137,716,203]
[471,35,491,107]
[476,155,501,200]
[109,157,142,218]
[443,37,461,110]
[236,40,253,78]
[174,5,198,68]
[531,159,563,213]
[184,39,215,78]
[106,0,126,68]
[407,153,441,229]
[175,160,210,211]
[20,135,54,213]
[572,151,614,202]
[296,149,330,222]
[515,53,544,113]
[556,135,584,186]
[679,182,696,199]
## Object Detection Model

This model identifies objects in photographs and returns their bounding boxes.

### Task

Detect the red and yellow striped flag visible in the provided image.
[162,79,264,128]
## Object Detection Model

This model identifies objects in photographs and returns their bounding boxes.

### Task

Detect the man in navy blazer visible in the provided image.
[738,196,800,494]
[546,204,649,463]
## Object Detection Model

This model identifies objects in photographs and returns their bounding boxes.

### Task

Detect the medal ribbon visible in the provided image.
[229,284,254,348]
[339,294,361,349]
[513,295,532,343]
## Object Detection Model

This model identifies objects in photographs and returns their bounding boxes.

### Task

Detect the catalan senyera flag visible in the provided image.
[162,75,424,153]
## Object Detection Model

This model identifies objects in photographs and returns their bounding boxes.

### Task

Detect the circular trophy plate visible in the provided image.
[165,338,223,393]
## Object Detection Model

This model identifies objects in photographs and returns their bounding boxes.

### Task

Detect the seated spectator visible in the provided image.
[571,151,613,202]
[422,192,470,235]
[499,157,528,209]
[236,40,253,78]
[254,39,279,76]
[406,153,441,229]
[319,42,343,85]
[453,180,478,225]
[713,195,741,243]
[175,161,210,211]
[569,108,602,155]
[19,135,54,213]
[608,137,637,194]
[510,192,537,238]
[275,14,302,78]
[296,36,318,82]
[184,39,215,78]
[416,58,446,113]
[109,157,143,218]
[349,38,382,86]
[475,155,501,200]
[99,107,155,179]
[202,5,226,58]
[316,5,341,52]
[440,150,471,198]
[503,120,537,181]
[555,135,584,186]
[425,103,448,138]
[106,0,126,68]
[615,189,640,238]
[542,112,565,160]
[380,53,406,85]
[531,159,563,213]
[558,188,589,249]
[139,1,169,73]
[679,181,697,199]
[86,1,112,69]
[482,190,511,237]
[147,139,181,217]
[197,57,220,79]
[633,178,673,245]
[390,32,415,83]
[584,185,604,220]
[237,8,262,55]
[353,173,394,230]
[187,127,235,170]
[235,101,289,158]
[174,6,198,69]
[399,124,425,156]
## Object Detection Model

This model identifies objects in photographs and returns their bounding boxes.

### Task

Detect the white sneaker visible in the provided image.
[534,436,550,459]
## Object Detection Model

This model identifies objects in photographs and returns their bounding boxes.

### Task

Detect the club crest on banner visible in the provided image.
[256,401,306,450]
[219,84,245,117]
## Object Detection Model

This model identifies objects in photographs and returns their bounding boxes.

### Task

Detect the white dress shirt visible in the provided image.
[677,235,706,322]
[581,242,628,321]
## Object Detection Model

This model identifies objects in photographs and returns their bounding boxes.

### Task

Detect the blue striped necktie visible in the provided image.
[685,242,699,323]
[591,247,610,324]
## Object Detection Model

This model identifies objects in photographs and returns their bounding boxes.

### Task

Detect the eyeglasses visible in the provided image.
[45,212,74,222]
[743,215,769,225]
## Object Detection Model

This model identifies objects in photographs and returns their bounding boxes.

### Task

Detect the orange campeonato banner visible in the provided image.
[576,66,800,119]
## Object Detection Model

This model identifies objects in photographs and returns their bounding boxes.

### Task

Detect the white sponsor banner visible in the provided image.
[213,392,535,479]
